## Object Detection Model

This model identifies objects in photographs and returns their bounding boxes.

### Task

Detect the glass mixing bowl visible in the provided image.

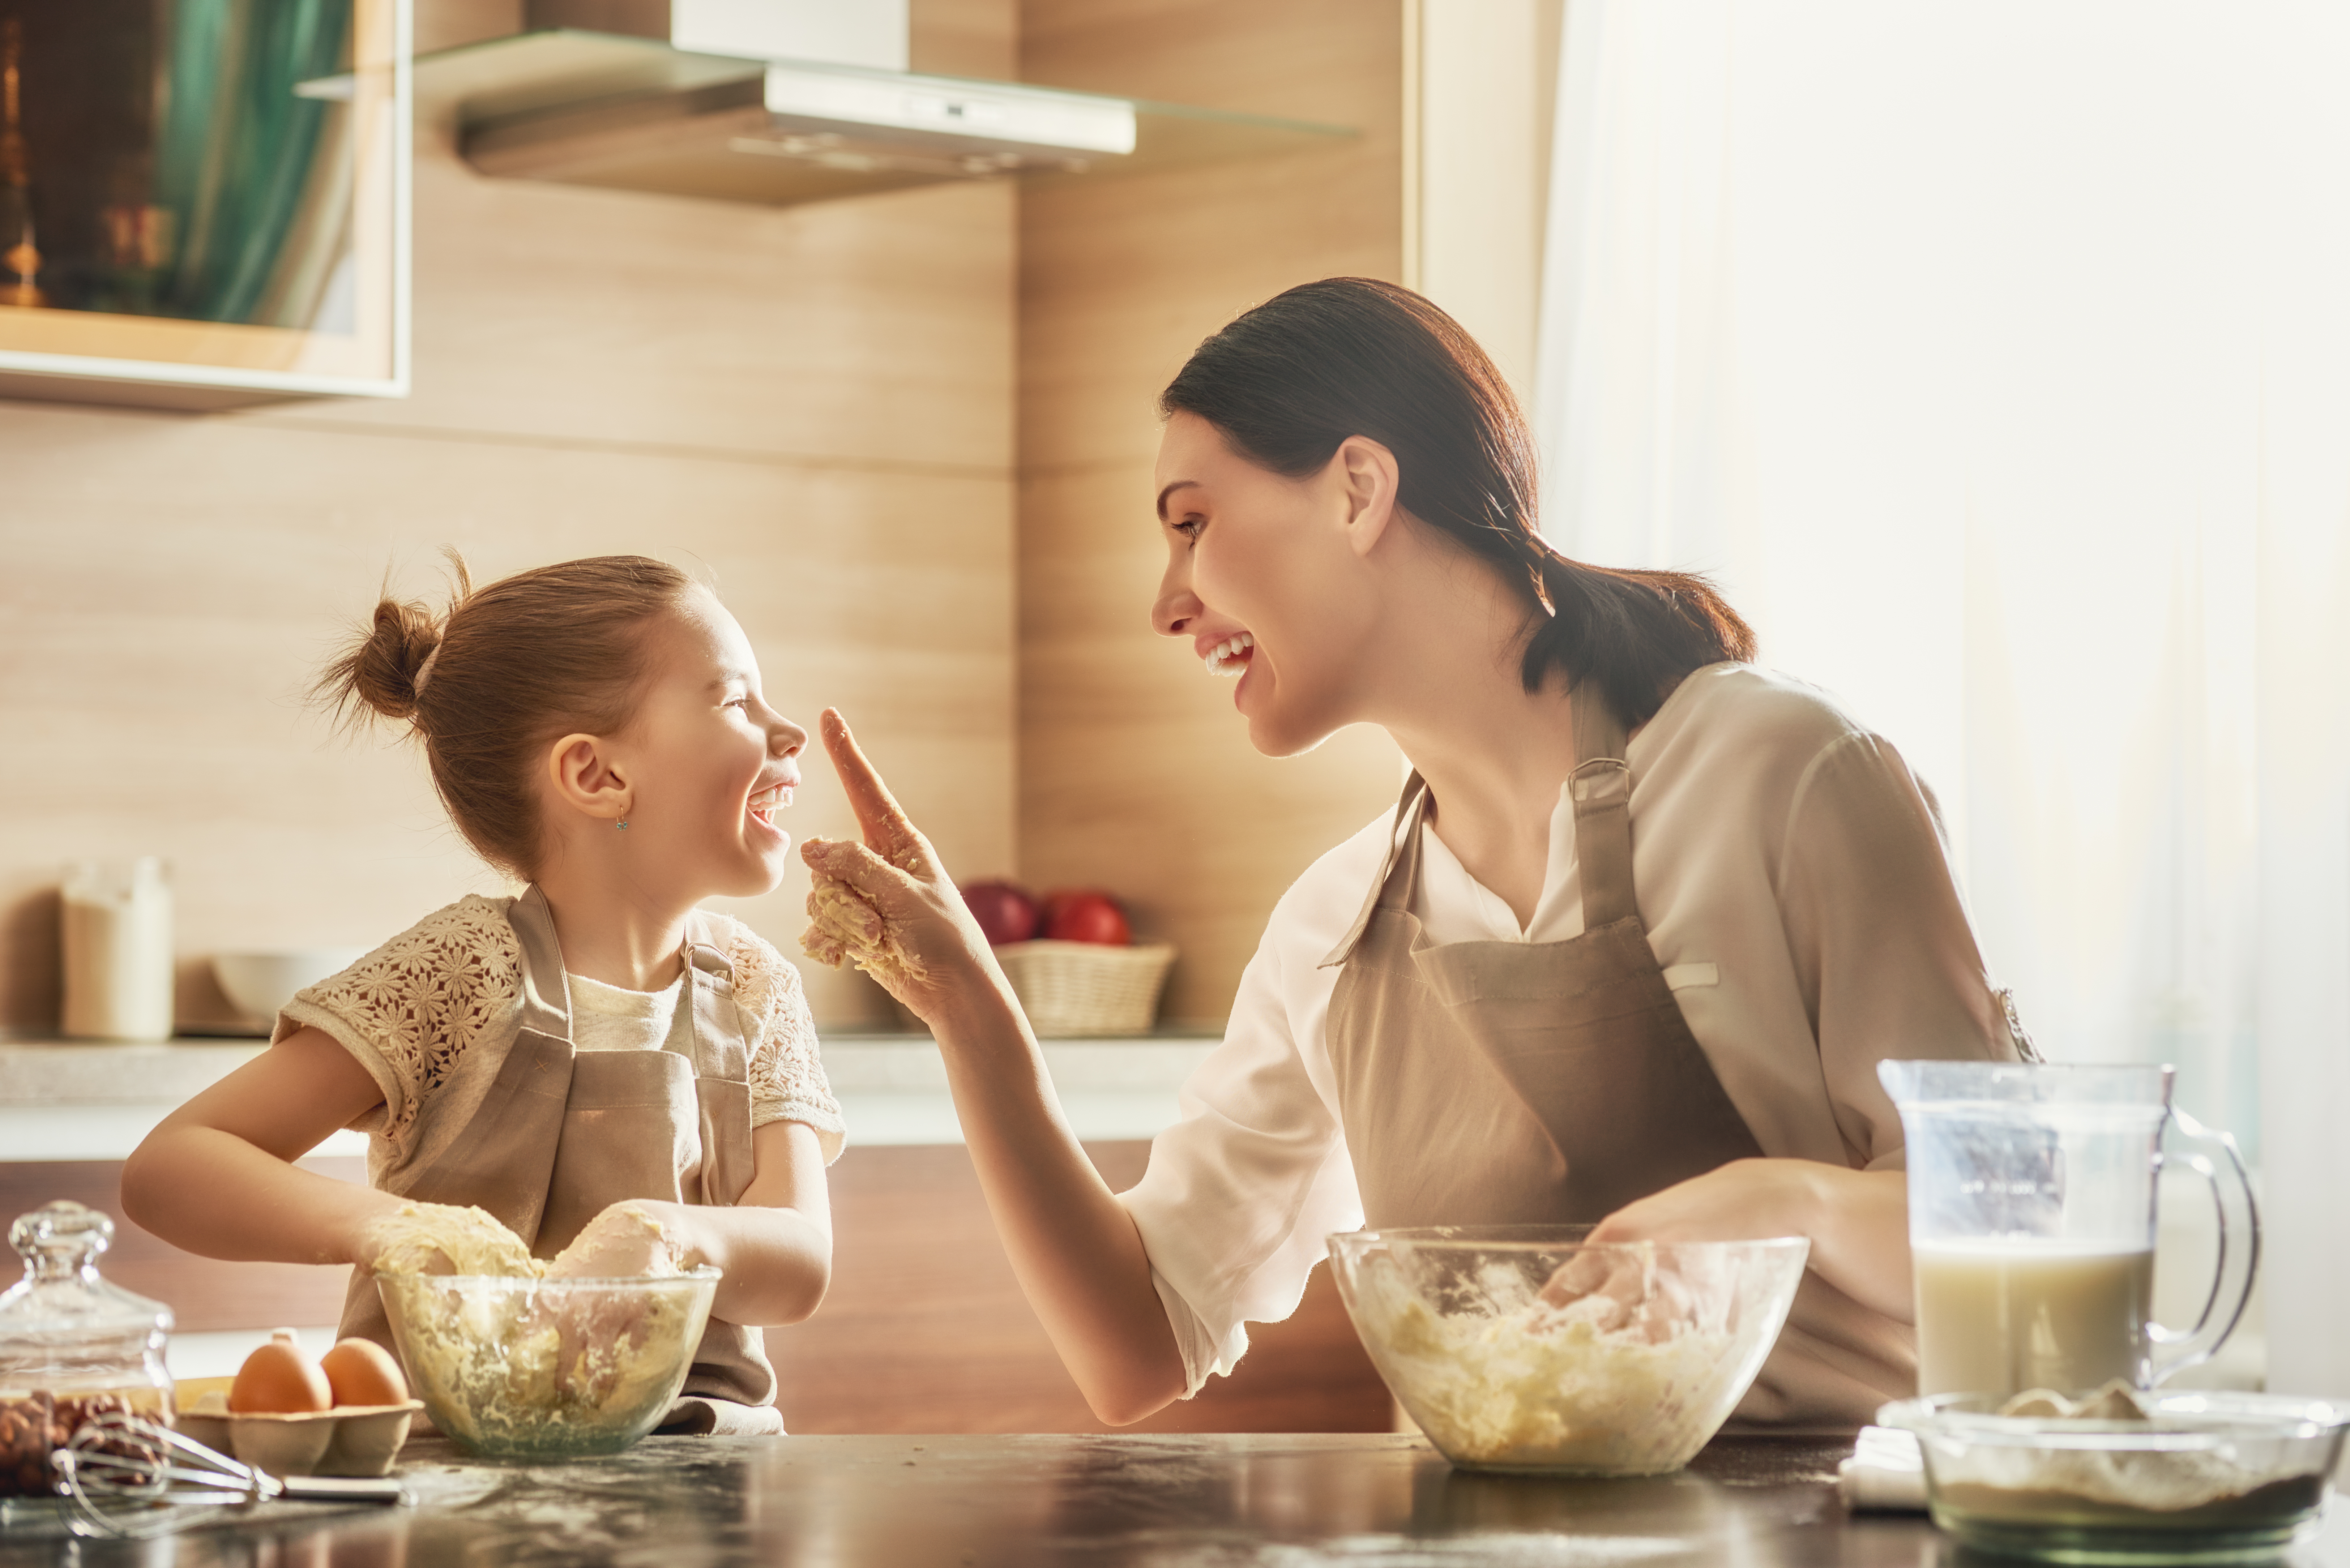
[378,1268,718,1459]
[1881,1390,2350,1565]
[1326,1225,1810,1476]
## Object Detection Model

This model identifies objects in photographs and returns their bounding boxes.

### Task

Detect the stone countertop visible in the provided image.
[0,1433,2008,1568]
[0,1033,1222,1159]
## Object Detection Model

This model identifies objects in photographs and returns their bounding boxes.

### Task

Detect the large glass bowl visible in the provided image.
[1326,1225,1810,1475]
[1880,1390,2350,1565]
[378,1269,718,1459]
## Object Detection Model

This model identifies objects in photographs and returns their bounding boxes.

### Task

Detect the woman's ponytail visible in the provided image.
[1161,278,1756,727]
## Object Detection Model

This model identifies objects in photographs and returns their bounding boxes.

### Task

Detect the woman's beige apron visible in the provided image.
[1322,686,1764,1224]
[338,886,783,1436]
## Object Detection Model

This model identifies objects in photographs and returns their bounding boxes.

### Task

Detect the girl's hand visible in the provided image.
[799,708,1009,1020]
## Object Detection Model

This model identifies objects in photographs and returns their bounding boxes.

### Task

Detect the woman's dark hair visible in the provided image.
[317,552,697,880]
[1159,277,1755,727]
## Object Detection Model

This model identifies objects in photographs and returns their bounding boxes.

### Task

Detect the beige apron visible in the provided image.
[339,886,783,1435]
[1321,686,1764,1226]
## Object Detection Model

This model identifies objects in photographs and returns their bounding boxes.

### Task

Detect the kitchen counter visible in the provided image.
[0,1032,1221,1158]
[31,1430,2328,1568]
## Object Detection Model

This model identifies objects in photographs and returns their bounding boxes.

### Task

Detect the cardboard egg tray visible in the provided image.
[171,1376,421,1479]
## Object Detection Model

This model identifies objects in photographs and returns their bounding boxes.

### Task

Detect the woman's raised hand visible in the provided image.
[798,708,1004,1018]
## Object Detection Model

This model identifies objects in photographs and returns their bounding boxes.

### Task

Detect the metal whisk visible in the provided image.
[51,1410,407,1539]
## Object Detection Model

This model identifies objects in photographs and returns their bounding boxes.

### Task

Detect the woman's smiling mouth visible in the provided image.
[1204,632,1255,677]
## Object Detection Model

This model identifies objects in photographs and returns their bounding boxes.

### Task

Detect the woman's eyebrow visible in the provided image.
[704,669,752,692]
[1156,480,1200,520]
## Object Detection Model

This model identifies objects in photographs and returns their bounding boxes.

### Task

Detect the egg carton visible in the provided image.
[172,1381,420,1479]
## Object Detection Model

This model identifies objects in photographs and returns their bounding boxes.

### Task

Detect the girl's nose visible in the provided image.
[772,716,808,757]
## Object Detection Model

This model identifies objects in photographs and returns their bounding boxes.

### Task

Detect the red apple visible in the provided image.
[960,879,1041,945]
[1044,890,1130,946]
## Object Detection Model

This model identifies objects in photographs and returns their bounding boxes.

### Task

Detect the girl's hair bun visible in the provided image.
[319,553,473,729]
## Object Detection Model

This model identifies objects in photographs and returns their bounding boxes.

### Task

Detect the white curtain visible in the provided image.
[1535,0,2350,1395]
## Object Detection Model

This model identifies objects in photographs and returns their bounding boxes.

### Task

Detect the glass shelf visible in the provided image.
[411,30,1356,209]
[0,0,408,411]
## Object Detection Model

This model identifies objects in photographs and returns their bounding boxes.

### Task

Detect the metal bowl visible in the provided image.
[1880,1390,2350,1565]
[377,1269,718,1459]
[1326,1225,1809,1475]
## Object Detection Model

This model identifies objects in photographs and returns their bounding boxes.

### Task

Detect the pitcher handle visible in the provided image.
[2146,1107,2260,1385]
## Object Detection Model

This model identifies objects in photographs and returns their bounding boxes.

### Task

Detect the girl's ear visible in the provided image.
[547,733,631,824]
[1334,435,1402,558]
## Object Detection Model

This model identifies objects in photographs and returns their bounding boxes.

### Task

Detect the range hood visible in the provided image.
[410,0,1356,209]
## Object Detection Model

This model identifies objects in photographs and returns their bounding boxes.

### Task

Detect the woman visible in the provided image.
[802,278,2029,1430]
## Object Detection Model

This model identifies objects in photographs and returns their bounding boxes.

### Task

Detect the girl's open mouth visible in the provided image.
[748,781,792,830]
[1205,632,1255,677]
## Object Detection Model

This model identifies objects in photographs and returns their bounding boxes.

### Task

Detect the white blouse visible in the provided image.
[1118,663,2028,1427]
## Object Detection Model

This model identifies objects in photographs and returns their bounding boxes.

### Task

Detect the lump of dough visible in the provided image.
[547,1202,688,1280]
[801,871,926,991]
[368,1203,544,1278]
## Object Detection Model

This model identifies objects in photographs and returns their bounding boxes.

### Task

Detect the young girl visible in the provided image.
[122,555,841,1436]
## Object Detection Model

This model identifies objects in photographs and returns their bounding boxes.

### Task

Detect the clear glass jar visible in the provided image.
[0,1201,174,1501]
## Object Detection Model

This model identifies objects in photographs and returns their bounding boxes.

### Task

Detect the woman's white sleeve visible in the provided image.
[1117,931,1358,1397]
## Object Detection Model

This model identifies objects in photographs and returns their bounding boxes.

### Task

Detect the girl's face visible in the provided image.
[1149,412,1383,758]
[613,593,807,899]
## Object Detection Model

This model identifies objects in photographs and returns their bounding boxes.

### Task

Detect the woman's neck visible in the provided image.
[533,862,693,993]
[1362,553,1585,928]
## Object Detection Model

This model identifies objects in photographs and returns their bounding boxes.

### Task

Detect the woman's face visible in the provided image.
[607,592,808,898]
[1150,412,1383,758]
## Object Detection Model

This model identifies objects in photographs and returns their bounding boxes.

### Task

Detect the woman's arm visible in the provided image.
[1584,1158,1912,1321]
[799,710,1189,1425]
[120,1028,406,1267]
[558,1122,835,1327]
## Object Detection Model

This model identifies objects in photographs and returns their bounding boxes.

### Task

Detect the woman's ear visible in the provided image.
[1333,435,1402,558]
[546,733,632,825]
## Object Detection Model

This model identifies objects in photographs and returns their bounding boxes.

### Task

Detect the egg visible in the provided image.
[228,1330,332,1414]
[320,1336,410,1408]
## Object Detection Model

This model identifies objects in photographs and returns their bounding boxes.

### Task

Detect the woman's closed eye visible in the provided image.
[1172,517,1205,541]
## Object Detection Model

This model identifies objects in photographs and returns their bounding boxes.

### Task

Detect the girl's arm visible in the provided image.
[560,1122,834,1327]
[120,1028,405,1267]
[799,710,1189,1426]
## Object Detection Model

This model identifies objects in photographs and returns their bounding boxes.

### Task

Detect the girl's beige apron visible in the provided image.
[1323,687,1764,1223]
[338,886,784,1436]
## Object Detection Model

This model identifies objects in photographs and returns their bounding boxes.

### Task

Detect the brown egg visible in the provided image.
[320,1337,409,1408]
[228,1330,332,1414]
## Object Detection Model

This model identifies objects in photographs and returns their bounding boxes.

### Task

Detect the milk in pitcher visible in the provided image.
[1913,1239,2154,1398]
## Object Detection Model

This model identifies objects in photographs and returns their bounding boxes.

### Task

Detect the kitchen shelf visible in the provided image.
[0,0,410,412]
[411,30,1356,209]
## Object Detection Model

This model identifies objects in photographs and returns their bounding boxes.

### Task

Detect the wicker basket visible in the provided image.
[992,940,1178,1037]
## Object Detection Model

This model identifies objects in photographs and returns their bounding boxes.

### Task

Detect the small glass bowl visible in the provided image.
[1880,1390,2350,1565]
[1326,1225,1810,1475]
[379,1269,718,1459]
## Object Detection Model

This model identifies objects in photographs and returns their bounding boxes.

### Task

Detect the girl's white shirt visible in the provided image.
[568,971,687,1054]
[1118,663,2028,1428]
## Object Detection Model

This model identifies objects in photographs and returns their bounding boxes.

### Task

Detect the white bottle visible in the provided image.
[60,859,174,1042]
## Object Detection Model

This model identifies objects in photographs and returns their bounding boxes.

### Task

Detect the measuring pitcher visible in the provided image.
[1878,1061,2258,1399]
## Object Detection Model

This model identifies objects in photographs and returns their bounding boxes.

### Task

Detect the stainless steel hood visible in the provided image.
[410,16,1355,209]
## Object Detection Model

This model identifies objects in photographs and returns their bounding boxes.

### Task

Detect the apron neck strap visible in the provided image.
[1319,770,1431,969]
[1567,684,1638,929]
[509,885,573,1038]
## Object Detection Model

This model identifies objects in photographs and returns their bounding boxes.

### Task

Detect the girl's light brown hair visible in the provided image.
[318,553,695,879]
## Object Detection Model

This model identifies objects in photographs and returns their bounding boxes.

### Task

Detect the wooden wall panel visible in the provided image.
[0,1146,1393,1434]
[772,1140,1391,1434]
[0,0,1017,1032]
[0,1158,364,1333]
[1015,0,1408,1024]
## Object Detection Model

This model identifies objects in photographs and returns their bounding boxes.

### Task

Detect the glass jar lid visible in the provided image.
[0,1202,172,1391]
